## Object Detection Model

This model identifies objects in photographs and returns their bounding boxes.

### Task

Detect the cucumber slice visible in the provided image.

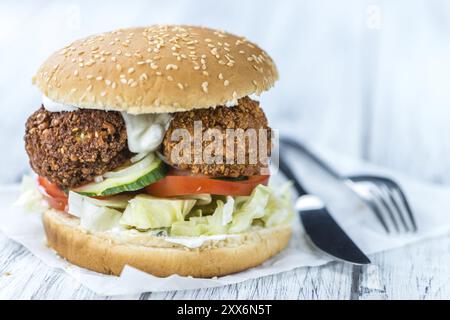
[74,153,167,196]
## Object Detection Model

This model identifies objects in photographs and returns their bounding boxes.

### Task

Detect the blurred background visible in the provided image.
[1,0,449,185]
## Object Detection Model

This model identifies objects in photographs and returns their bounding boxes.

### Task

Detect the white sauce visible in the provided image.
[42,95,79,112]
[121,112,172,154]
[161,234,239,249]
[42,95,172,154]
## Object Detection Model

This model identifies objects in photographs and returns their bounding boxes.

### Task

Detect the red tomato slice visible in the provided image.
[145,175,270,197]
[38,177,68,211]
[38,177,67,199]
[43,194,68,212]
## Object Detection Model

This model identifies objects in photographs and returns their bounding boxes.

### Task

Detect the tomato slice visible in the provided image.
[145,174,270,197]
[38,177,67,199]
[37,177,68,211]
[43,194,68,212]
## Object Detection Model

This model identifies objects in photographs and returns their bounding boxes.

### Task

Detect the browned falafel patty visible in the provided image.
[25,107,131,189]
[162,97,272,177]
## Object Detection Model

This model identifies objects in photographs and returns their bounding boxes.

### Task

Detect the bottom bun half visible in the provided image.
[43,210,292,277]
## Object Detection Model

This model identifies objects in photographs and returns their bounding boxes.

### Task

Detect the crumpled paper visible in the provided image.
[1,143,450,295]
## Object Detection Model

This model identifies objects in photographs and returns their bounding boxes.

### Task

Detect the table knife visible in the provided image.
[278,155,371,265]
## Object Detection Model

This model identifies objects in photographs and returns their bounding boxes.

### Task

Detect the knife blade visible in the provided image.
[278,155,371,265]
[297,196,371,264]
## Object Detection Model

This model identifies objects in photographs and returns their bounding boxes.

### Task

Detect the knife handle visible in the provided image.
[280,137,342,180]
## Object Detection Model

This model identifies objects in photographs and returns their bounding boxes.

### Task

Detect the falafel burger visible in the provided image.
[21,25,294,277]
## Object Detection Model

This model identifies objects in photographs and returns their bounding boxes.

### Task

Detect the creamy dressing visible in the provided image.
[106,226,239,249]
[163,234,239,249]
[42,95,172,154]
[42,95,79,112]
[121,112,172,154]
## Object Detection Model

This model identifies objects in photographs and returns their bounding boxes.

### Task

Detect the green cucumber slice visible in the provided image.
[74,153,167,196]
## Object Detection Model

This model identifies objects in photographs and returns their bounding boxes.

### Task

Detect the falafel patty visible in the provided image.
[25,107,131,189]
[162,97,272,177]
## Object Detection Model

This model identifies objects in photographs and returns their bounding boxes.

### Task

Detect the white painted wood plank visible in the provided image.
[0,231,353,299]
[0,234,105,299]
[140,263,353,300]
[357,236,450,300]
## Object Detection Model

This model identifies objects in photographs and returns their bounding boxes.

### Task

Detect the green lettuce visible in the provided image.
[14,175,49,213]
[68,192,124,231]
[120,194,196,229]
[171,184,294,236]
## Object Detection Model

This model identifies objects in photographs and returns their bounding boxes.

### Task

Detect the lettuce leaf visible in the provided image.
[171,184,293,237]
[171,196,235,236]
[228,185,271,233]
[14,175,49,213]
[68,192,123,231]
[262,182,295,227]
[120,194,196,229]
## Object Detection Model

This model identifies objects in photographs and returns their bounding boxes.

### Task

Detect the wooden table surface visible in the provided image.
[1,0,450,299]
[1,232,450,299]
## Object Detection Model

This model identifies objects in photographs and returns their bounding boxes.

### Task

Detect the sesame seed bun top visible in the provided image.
[33,25,279,114]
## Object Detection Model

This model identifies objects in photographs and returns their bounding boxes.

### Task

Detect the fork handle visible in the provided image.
[280,137,342,180]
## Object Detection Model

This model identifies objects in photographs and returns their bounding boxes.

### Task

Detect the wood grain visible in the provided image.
[1,0,450,300]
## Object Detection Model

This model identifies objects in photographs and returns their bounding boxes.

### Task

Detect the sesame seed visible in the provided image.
[111,82,117,89]
[218,73,224,80]
[86,75,94,80]
[130,81,138,88]
[120,78,127,84]
[167,76,174,81]
[96,76,103,81]
[150,63,158,70]
[202,82,209,93]
[71,88,77,93]
[73,70,79,76]
[139,73,148,81]
[177,83,184,90]
[224,80,230,86]
[166,64,178,70]
[105,79,111,86]
[86,85,93,91]
[233,91,238,98]
[203,71,209,76]
[100,91,106,97]
[116,64,122,71]
[194,66,200,70]
[128,67,135,74]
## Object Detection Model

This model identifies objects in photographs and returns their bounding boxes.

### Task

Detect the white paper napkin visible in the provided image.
[1,143,450,295]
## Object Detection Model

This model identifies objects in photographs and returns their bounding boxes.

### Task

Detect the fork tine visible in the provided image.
[369,186,400,233]
[384,185,411,232]
[364,196,391,233]
[392,185,418,232]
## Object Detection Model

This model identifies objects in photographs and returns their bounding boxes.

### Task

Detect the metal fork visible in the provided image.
[280,137,418,234]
